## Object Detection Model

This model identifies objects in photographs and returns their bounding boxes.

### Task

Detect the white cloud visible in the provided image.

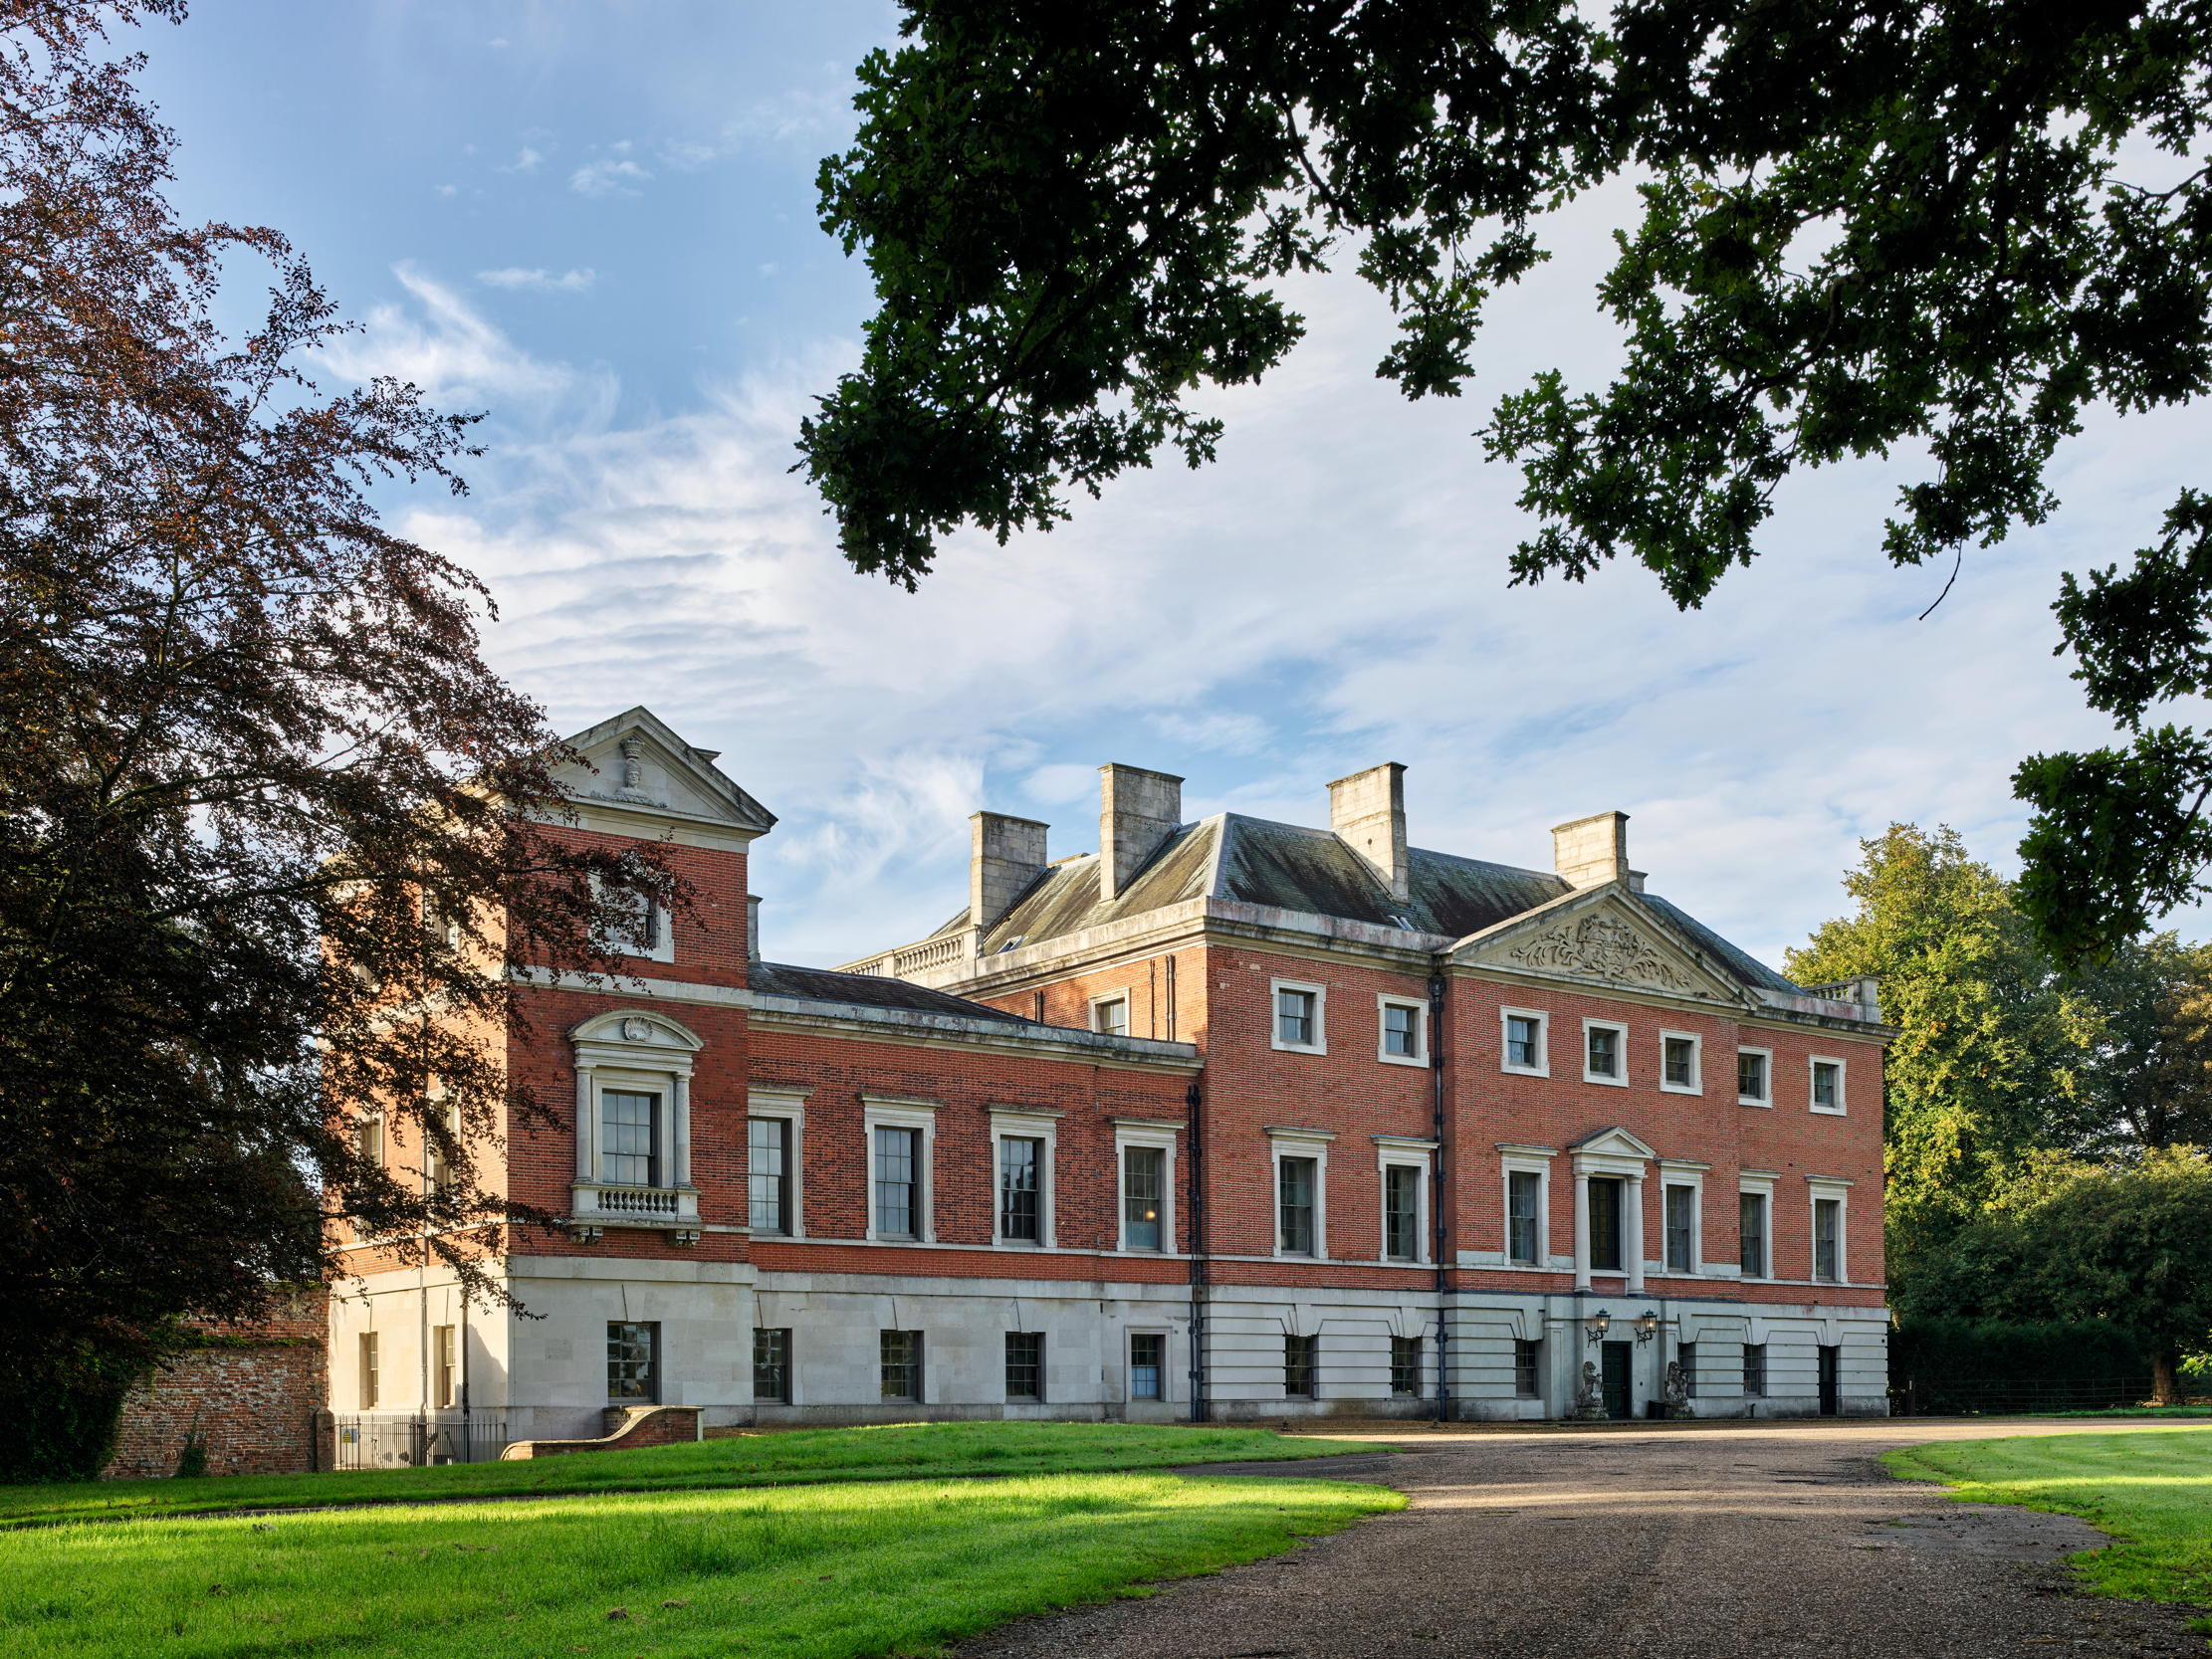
[569,157,650,198]
[322,264,609,421]
[476,266,595,294]
[382,199,2212,971]
[500,145,543,174]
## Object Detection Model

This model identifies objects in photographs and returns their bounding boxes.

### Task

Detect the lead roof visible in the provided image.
[928,813,1804,998]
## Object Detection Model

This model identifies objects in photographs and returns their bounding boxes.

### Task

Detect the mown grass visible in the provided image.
[0,1421,1374,1527]
[1885,1428,2212,1619]
[2034,1406,2212,1419]
[0,1469,1403,1659]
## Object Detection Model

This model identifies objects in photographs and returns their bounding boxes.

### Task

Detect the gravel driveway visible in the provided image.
[962,1418,2211,1658]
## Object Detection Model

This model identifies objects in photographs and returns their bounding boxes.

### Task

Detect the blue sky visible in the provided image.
[139,3,2210,970]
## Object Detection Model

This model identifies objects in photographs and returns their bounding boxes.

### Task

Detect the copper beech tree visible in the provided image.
[0,0,669,1478]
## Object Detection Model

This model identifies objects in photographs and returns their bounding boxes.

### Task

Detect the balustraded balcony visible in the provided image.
[566,1180,702,1243]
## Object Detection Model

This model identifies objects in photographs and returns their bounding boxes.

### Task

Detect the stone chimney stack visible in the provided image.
[1099,764,1183,902]
[1552,811,1644,890]
[1328,762,1410,905]
[971,811,1049,932]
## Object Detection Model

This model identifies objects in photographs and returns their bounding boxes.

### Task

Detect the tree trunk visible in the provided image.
[2151,1349,2181,1406]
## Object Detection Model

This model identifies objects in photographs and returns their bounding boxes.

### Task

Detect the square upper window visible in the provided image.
[1737,1048,1771,1105]
[1811,1057,1847,1114]
[1091,995,1129,1037]
[1378,996,1426,1065]
[1661,1033,1700,1094]
[1271,981,1325,1052]
[1502,1010,1547,1075]
[1583,1021,1627,1085]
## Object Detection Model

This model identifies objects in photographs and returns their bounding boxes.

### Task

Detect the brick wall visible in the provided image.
[102,1289,330,1481]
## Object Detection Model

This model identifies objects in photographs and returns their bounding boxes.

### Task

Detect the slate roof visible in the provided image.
[929,812,1806,999]
[749,960,1034,1023]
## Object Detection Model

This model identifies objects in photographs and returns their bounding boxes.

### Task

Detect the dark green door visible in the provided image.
[1818,1346,1841,1416]
[1601,1342,1633,1419]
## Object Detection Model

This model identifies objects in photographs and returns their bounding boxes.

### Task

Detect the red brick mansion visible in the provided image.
[330,706,1891,1442]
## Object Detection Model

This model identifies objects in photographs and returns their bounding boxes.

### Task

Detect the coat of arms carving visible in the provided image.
[1507,913,1696,993]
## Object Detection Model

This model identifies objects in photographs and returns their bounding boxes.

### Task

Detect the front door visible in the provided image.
[1601,1342,1634,1419]
[1817,1346,1841,1416]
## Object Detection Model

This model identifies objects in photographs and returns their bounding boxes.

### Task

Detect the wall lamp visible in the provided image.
[1634,1310,1660,1343]
[1583,1309,1612,1345]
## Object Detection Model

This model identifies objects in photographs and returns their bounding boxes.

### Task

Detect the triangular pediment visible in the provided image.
[1570,1126,1659,1159]
[553,707,776,836]
[1448,884,1750,1006]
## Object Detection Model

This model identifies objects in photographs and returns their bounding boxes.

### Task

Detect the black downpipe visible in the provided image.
[1429,970,1450,1423]
[1186,1075,1209,1422]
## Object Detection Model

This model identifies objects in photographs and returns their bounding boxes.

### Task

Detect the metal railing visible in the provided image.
[1888,1376,2158,1416]
[331,1413,510,1469]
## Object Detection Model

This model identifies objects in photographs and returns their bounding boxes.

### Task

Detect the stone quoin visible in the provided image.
[327,708,1891,1446]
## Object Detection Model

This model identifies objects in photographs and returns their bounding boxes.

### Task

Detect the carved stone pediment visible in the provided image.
[1508,912,1694,993]
[1454,893,1743,1004]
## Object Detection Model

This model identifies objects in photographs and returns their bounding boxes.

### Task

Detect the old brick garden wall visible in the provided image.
[101,1289,330,1481]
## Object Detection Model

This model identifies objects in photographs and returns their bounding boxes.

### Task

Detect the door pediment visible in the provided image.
[1450,887,1748,1005]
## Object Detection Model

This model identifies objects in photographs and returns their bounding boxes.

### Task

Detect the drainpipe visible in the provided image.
[1429,970,1450,1425]
[1186,1076,1209,1423]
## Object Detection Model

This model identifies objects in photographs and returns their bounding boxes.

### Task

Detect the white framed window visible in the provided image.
[746,1088,808,1239]
[1271,979,1327,1053]
[1582,1018,1629,1086]
[1376,1137,1436,1263]
[1809,1056,1848,1115]
[1737,1176,1775,1280]
[989,1108,1060,1248]
[1377,994,1429,1066]
[1114,1119,1181,1253]
[1500,1007,1549,1076]
[1088,991,1131,1037]
[1736,1047,1773,1107]
[1500,1146,1555,1266]
[862,1095,939,1243]
[1809,1177,1852,1282]
[1660,1176,1701,1275]
[567,1011,702,1209]
[590,874,675,964]
[1268,1128,1334,1258]
[1659,1031,1701,1095]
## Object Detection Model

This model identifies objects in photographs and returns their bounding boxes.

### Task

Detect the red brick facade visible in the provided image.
[313,713,1891,1447]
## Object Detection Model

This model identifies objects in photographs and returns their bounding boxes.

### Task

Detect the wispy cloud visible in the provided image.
[384,227,2212,969]
[499,144,543,174]
[322,264,609,421]
[477,266,595,294]
[569,157,649,198]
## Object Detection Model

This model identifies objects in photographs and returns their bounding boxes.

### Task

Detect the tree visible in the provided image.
[2062,931,2212,1155]
[801,1,2212,959]
[1784,826,2085,1280]
[1898,1150,2212,1404]
[0,1,667,1479]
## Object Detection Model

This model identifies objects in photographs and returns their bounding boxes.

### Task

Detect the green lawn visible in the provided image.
[0,1421,1375,1527]
[1885,1428,2212,1615]
[0,1469,1402,1658]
